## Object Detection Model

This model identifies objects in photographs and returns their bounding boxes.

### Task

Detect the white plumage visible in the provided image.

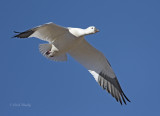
[14,22,130,104]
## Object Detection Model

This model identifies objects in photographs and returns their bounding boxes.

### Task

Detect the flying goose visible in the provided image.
[13,22,130,105]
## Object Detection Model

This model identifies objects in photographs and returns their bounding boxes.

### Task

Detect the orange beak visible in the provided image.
[95,29,99,32]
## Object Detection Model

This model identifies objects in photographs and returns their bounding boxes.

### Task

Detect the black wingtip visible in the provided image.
[118,92,131,105]
[121,94,127,105]
[12,29,35,38]
[123,92,131,102]
[13,31,21,33]
[119,98,122,105]
[12,31,20,38]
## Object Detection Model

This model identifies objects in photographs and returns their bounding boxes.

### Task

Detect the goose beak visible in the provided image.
[95,29,99,33]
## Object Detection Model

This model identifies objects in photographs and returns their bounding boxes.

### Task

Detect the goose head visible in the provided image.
[85,26,99,35]
[68,26,99,37]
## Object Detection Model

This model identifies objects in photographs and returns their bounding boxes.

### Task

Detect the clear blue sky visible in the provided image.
[0,0,160,115]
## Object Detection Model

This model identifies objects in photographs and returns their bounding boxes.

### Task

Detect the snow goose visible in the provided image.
[13,22,130,105]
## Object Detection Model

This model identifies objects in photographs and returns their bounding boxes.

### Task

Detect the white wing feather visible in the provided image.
[29,22,68,42]
[68,38,130,104]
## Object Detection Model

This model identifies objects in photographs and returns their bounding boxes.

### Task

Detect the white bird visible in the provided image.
[13,22,130,104]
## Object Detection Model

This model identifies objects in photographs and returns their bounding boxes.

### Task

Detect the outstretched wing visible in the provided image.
[68,38,130,105]
[13,22,68,43]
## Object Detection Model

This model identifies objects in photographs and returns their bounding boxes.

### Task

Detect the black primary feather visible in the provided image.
[13,29,35,38]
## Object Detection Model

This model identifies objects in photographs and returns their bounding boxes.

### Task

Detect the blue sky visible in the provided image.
[0,0,160,115]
